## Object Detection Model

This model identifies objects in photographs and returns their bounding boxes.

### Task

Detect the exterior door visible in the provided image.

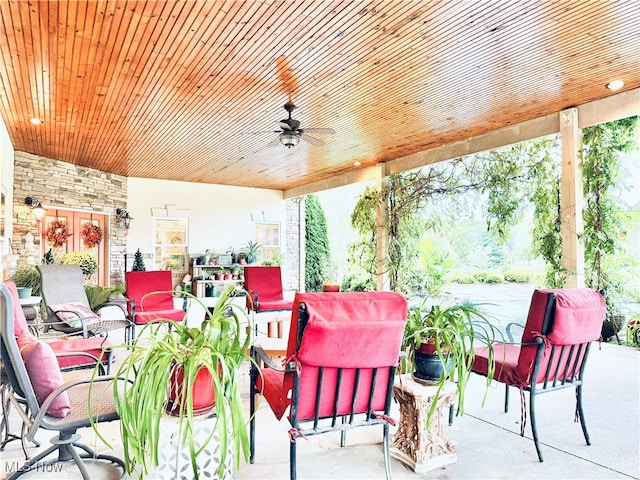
[40,209,108,285]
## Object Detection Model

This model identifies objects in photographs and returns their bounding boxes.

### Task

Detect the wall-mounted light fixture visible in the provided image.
[116,208,133,230]
[24,196,46,221]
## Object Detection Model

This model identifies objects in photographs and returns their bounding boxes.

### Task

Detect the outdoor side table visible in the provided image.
[391,374,458,473]
[19,296,42,334]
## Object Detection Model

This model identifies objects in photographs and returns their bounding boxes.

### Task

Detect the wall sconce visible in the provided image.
[24,196,46,221]
[116,208,133,231]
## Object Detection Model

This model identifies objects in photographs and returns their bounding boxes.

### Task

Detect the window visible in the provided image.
[154,218,188,283]
[255,222,280,263]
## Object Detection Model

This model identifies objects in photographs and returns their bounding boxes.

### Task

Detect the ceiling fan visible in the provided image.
[267,101,335,148]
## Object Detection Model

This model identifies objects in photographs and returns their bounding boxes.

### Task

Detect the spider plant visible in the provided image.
[93,284,252,479]
[402,299,502,425]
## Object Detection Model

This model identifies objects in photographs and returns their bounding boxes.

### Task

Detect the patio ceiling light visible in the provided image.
[606,80,625,91]
[279,131,300,148]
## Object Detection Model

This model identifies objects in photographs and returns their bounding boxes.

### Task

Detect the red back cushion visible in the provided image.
[20,338,71,417]
[243,266,285,302]
[126,270,175,312]
[514,288,605,385]
[288,292,408,420]
[4,281,31,337]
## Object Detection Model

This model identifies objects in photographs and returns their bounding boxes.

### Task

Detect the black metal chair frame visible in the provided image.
[250,302,398,480]
[476,292,596,462]
[0,283,125,479]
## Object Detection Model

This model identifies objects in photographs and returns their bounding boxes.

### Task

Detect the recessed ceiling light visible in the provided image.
[354,161,361,167]
[29,118,42,125]
[606,80,625,91]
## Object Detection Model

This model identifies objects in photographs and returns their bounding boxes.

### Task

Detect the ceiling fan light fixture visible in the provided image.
[279,131,300,148]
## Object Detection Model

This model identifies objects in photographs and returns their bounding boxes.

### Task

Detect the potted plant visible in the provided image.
[84,284,125,311]
[61,251,99,277]
[12,264,41,298]
[95,284,252,479]
[401,299,501,424]
[244,240,261,264]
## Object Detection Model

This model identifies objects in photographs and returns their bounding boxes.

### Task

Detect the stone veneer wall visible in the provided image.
[12,151,128,285]
[285,197,302,292]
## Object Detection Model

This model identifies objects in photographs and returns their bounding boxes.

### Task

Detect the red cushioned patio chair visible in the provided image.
[125,270,187,338]
[243,266,293,338]
[472,288,605,462]
[250,291,408,480]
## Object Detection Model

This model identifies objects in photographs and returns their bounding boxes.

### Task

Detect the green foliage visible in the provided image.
[132,249,146,271]
[402,300,502,423]
[61,251,99,276]
[582,116,638,310]
[305,194,331,291]
[12,265,41,295]
[503,268,537,283]
[84,284,125,311]
[95,285,251,479]
[43,248,55,265]
[472,271,503,284]
[624,315,640,348]
[448,271,476,284]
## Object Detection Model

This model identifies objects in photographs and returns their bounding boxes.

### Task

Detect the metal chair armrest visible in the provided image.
[251,345,284,371]
[506,322,525,342]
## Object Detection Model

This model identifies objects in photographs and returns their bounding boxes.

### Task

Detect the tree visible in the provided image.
[305,194,331,292]
[132,248,146,272]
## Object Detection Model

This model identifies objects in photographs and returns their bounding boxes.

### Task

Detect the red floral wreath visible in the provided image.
[46,221,72,248]
[81,223,103,248]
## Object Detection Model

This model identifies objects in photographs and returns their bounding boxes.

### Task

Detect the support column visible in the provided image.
[560,108,585,288]
[375,163,390,291]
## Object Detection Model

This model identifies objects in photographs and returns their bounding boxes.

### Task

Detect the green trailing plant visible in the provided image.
[305,194,331,291]
[93,285,252,479]
[61,251,99,276]
[84,284,125,312]
[582,116,639,313]
[401,300,501,425]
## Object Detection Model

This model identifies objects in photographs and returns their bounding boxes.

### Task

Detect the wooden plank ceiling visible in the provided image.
[1,1,638,192]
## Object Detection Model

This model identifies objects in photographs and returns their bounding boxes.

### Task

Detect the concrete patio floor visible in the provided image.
[1,340,638,480]
[2,283,639,480]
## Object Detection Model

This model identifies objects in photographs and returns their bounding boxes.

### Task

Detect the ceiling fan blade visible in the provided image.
[266,136,281,147]
[300,133,324,146]
[299,128,335,134]
[278,121,292,130]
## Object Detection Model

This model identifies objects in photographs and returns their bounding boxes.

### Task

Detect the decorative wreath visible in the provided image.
[81,223,103,248]
[46,221,72,248]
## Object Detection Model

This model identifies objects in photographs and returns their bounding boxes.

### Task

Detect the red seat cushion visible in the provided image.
[134,309,186,324]
[257,299,293,312]
[48,337,112,370]
[126,271,185,324]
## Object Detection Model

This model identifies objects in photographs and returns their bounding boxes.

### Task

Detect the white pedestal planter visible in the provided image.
[147,411,233,479]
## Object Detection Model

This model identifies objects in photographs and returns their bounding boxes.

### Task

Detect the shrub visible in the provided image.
[448,271,476,284]
[472,271,503,284]
[503,268,534,283]
[61,251,99,276]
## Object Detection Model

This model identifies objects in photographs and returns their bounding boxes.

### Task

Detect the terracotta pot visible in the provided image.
[167,364,215,416]
[322,283,340,292]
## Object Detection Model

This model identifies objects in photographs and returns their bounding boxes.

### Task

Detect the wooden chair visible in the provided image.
[472,288,606,462]
[250,291,408,480]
